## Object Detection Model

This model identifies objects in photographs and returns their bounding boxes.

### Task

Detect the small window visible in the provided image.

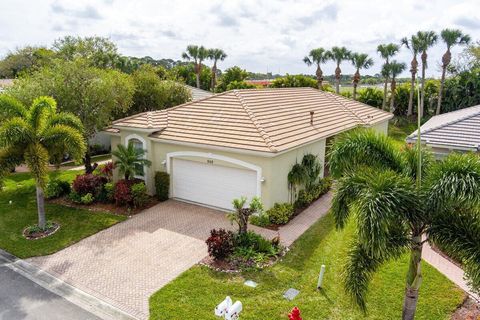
[129,138,145,177]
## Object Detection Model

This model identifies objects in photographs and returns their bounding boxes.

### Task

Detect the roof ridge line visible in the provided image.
[326,92,368,125]
[409,107,480,138]
[232,90,278,152]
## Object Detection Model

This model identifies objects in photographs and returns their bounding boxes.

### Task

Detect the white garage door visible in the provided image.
[172,158,257,210]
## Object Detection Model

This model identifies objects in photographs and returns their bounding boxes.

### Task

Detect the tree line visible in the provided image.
[304,29,474,118]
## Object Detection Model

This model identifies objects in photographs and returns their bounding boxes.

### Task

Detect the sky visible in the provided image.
[0,0,479,77]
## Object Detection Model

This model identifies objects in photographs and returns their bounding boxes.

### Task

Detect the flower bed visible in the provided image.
[23,221,60,240]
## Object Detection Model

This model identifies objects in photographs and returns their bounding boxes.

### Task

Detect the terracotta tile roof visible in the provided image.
[112,88,392,153]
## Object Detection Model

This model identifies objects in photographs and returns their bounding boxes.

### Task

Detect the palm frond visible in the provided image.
[327,128,405,178]
[42,124,86,161]
[0,95,27,120]
[428,207,480,295]
[0,146,25,189]
[402,144,433,181]
[44,112,85,135]
[426,153,480,211]
[24,143,50,187]
[0,118,33,148]
[344,233,408,312]
[28,96,56,132]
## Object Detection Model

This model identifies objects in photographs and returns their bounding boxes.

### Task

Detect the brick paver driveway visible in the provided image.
[27,200,277,319]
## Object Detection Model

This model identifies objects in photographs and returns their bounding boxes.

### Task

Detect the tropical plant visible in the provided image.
[228,197,263,234]
[377,43,400,109]
[303,48,329,90]
[111,142,152,180]
[216,66,249,92]
[7,59,134,173]
[350,53,374,100]
[0,95,86,229]
[328,47,351,94]
[301,153,322,189]
[416,31,438,118]
[436,29,471,115]
[401,35,422,116]
[442,68,480,113]
[357,87,383,108]
[182,45,209,89]
[287,163,306,203]
[328,128,480,320]
[270,74,317,88]
[385,61,406,112]
[208,48,227,91]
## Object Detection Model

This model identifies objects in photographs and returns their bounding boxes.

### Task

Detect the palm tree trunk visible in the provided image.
[390,78,396,113]
[84,147,93,174]
[211,62,217,91]
[316,65,323,90]
[436,50,450,115]
[195,63,201,88]
[335,65,341,94]
[36,185,46,229]
[382,78,388,110]
[402,235,423,320]
[353,70,360,100]
[407,73,416,116]
[353,83,358,100]
[419,52,427,118]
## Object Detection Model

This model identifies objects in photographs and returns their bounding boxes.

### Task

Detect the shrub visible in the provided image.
[249,214,271,227]
[357,87,383,108]
[154,171,169,201]
[98,162,114,181]
[234,231,277,255]
[80,193,94,205]
[104,182,115,202]
[45,179,71,199]
[295,189,315,209]
[114,179,133,206]
[294,177,332,209]
[131,182,148,208]
[267,203,294,225]
[205,229,235,260]
[72,174,107,197]
[68,190,82,204]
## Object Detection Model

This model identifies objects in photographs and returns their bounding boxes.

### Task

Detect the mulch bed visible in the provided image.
[452,297,480,320]
[23,222,60,240]
[48,197,159,216]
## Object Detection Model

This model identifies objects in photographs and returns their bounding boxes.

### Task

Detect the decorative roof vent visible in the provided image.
[310,111,314,125]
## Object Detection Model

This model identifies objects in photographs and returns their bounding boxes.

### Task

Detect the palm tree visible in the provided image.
[377,43,399,109]
[112,142,152,180]
[182,45,209,89]
[436,29,471,115]
[328,47,351,94]
[401,35,421,116]
[328,129,480,320]
[208,48,227,91]
[416,31,437,118]
[303,48,329,90]
[387,60,406,112]
[350,53,374,100]
[0,95,86,229]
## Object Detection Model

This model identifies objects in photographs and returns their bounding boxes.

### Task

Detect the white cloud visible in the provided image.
[0,0,478,77]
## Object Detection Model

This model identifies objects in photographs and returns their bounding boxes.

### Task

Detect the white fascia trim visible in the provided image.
[166,151,262,198]
[425,142,477,152]
[125,134,148,182]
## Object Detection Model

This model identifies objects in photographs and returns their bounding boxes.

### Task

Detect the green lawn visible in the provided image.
[388,117,418,145]
[0,170,125,258]
[149,213,464,319]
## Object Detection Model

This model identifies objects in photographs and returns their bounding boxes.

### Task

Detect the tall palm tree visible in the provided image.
[387,60,406,112]
[416,31,437,118]
[208,48,227,92]
[0,95,86,229]
[436,29,471,115]
[401,35,422,116]
[328,47,351,94]
[377,43,399,109]
[328,129,480,320]
[303,48,329,90]
[112,142,152,180]
[182,45,209,89]
[350,53,374,100]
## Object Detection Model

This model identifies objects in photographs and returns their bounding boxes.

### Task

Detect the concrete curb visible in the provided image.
[0,249,138,320]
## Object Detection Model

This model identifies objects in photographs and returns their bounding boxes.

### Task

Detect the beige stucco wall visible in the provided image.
[370,120,389,135]
[111,118,389,209]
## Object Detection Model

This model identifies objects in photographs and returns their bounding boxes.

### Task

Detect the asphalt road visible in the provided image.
[0,259,101,320]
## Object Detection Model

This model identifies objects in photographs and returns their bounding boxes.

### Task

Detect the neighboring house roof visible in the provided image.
[112,87,393,153]
[406,104,480,151]
[185,85,213,101]
[0,79,14,92]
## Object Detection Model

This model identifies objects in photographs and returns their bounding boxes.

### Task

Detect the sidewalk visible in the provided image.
[422,243,479,301]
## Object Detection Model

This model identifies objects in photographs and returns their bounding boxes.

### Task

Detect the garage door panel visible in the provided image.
[172,158,257,210]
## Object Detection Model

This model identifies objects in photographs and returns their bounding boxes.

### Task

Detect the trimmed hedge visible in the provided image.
[155,171,170,201]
